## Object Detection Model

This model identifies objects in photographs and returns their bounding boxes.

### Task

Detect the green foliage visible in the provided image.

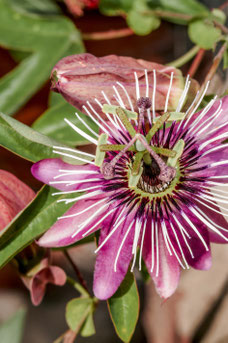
[108,271,139,342]
[32,97,98,147]
[155,0,208,16]
[99,0,133,15]
[0,186,74,268]
[0,0,84,115]
[127,0,160,35]
[100,0,212,34]
[0,309,26,343]
[223,48,228,69]
[210,8,226,25]
[188,19,221,49]
[80,312,96,337]
[0,112,68,162]
[8,0,60,15]
[66,297,96,337]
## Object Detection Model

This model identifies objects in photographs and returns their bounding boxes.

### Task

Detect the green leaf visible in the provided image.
[0,185,74,268]
[0,309,26,343]
[99,0,133,15]
[0,112,69,162]
[127,11,160,35]
[80,312,96,337]
[223,49,228,69]
[66,298,93,331]
[108,270,139,343]
[188,19,221,49]
[8,0,60,16]
[211,9,226,25]
[0,0,84,115]
[158,0,208,16]
[32,101,98,147]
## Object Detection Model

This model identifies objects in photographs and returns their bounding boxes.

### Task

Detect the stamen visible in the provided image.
[64,118,97,145]
[82,207,116,237]
[172,214,194,258]
[176,75,190,112]
[94,214,126,253]
[190,207,228,241]
[134,72,140,99]
[113,86,125,108]
[139,216,147,270]
[114,220,135,272]
[116,107,137,138]
[53,145,95,159]
[151,219,155,272]
[95,133,108,167]
[169,221,189,269]
[116,82,134,112]
[137,96,152,132]
[53,150,95,165]
[58,198,106,220]
[155,221,159,277]
[146,112,170,143]
[152,69,156,120]
[164,72,174,113]
[75,112,99,138]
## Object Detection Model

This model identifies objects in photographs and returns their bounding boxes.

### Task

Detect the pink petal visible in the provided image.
[38,197,109,247]
[196,199,228,244]
[31,266,66,306]
[0,170,35,231]
[143,221,180,299]
[170,210,212,271]
[31,158,100,191]
[51,53,185,116]
[93,210,135,300]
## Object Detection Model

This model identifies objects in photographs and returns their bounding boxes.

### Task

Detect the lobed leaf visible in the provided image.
[188,19,221,49]
[66,298,93,331]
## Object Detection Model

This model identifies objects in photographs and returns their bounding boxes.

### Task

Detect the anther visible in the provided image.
[137,97,152,110]
[137,97,152,132]
[101,162,115,180]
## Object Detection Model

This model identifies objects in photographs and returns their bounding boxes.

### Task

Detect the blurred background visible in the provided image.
[0,0,227,342]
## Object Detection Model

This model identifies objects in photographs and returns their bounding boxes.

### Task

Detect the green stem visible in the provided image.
[166,45,200,68]
[67,276,89,297]
[64,250,91,296]
[142,9,193,21]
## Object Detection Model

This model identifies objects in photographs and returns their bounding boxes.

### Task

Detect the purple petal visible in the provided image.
[195,199,228,244]
[38,197,108,247]
[51,53,186,116]
[143,220,180,299]
[93,210,135,300]
[31,158,100,191]
[170,210,212,270]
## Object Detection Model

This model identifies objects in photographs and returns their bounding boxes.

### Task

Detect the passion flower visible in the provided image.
[32,62,228,300]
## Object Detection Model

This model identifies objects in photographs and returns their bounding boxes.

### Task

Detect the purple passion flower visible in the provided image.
[32,63,228,300]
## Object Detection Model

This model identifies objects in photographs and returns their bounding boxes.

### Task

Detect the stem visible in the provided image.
[166,46,200,68]
[143,9,193,21]
[219,1,228,10]
[188,48,206,77]
[82,28,134,41]
[67,276,89,297]
[64,250,91,296]
[213,20,228,35]
[199,42,227,98]
[54,329,77,343]
[191,278,228,342]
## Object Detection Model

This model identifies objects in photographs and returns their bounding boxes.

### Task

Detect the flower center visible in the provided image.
[137,160,172,194]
